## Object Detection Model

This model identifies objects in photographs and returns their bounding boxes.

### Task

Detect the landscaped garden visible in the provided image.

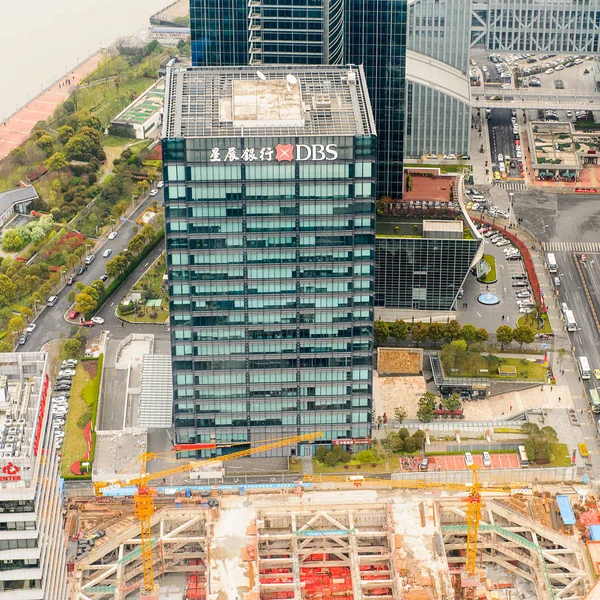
[61,355,102,479]
[518,310,552,334]
[478,254,497,283]
[117,251,168,323]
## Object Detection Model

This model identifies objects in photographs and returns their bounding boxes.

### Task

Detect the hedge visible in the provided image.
[89,230,164,317]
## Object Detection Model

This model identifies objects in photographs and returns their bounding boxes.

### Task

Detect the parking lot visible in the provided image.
[427,453,521,471]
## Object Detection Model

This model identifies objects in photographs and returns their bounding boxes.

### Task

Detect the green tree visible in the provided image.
[0,340,13,352]
[411,322,430,346]
[417,391,436,423]
[7,316,25,334]
[355,450,377,464]
[74,292,97,314]
[9,147,26,165]
[315,446,328,462]
[57,125,75,144]
[82,285,100,301]
[61,337,82,359]
[127,234,145,256]
[90,280,106,297]
[394,406,408,424]
[35,134,54,156]
[403,436,417,452]
[105,253,131,279]
[44,152,69,172]
[386,433,404,453]
[390,319,408,340]
[374,320,390,346]
[475,328,489,343]
[2,229,27,252]
[460,324,478,346]
[398,428,410,440]
[442,392,462,412]
[0,274,18,302]
[496,325,513,350]
[513,325,534,348]
[443,320,461,343]
[427,322,445,346]
[324,452,338,466]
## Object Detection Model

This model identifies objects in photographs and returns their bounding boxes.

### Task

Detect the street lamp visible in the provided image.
[108,217,115,232]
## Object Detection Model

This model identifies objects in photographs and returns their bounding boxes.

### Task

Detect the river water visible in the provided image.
[0,0,170,121]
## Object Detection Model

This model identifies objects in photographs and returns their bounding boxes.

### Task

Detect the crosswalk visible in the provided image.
[543,241,600,252]
[492,181,527,191]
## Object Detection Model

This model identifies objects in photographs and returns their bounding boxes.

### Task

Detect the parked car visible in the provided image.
[76,265,88,275]
[18,335,27,345]
[420,457,430,471]
[516,291,531,298]
[100,273,108,282]
[512,273,527,280]
[59,369,76,376]
[482,452,492,467]
[520,307,533,314]
[149,189,158,196]
[85,254,96,265]
[68,310,80,320]
[26,324,36,333]
[157,181,164,188]
[66,275,76,286]
[512,281,529,287]
[79,320,95,328]
[464,452,474,467]
[108,232,118,240]
[496,240,510,247]
[553,276,561,286]
[91,316,104,325]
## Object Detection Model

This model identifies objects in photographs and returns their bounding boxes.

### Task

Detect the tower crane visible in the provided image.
[93,431,323,595]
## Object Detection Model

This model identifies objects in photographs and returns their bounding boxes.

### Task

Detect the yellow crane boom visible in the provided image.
[94,431,322,594]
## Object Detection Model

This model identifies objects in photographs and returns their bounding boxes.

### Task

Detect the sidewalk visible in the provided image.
[0,50,105,160]
[470,110,491,187]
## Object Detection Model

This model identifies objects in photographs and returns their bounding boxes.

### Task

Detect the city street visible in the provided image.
[487,108,522,178]
[20,189,164,350]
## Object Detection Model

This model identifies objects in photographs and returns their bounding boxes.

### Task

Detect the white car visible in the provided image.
[157,181,164,188]
[545,68,554,74]
[91,316,105,325]
[443,154,457,160]
[520,307,534,314]
[108,232,117,240]
[149,189,158,196]
[471,203,480,210]
[26,324,36,333]
[498,153,504,162]
[496,240,510,247]
[516,291,531,298]
[103,249,112,258]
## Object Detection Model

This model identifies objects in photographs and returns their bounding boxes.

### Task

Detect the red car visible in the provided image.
[79,320,95,327]
[68,310,79,320]
[580,253,587,262]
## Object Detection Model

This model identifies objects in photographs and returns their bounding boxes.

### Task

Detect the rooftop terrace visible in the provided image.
[163,65,376,139]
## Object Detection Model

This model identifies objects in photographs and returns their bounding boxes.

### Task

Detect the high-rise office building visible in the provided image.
[345,0,408,198]
[163,65,376,456]
[0,352,67,599]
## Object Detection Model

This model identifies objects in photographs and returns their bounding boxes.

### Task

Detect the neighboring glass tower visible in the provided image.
[345,0,407,199]
[162,65,377,457]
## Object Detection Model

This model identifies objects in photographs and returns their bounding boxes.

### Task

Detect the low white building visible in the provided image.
[0,186,37,229]
[0,352,67,599]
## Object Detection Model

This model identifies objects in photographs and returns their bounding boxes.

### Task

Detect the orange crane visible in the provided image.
[305,464,529,576]
[93,431,323,595]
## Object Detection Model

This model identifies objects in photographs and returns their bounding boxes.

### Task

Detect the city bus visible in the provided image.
[546,253,558,273]
[517,445,529,467]
[564,310,577,332]
[590,388,600,413]
[579,356,592,380]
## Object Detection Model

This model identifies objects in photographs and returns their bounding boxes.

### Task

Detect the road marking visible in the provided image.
[110,302,114,307]
[477,312,482,317]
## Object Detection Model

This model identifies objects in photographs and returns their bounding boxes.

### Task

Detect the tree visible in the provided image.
[386,433,404,453]
[460,324,478,346]
[35,134,54,156]
[521,423,557,464]
[0,340,13,352]
[106,253,131,279]
[394,406,408,424]
[390,319,408,340]
[442,392,462,412]
[57,125,75,144]
[475,328,489,343]
[2,229,27,252]
[411,322,429,346]
[398,428,410,440]
[7,316,25,334]
[0,274,18,303]
[44,152,69,172]
[127,234,145,256]
[90,280,105,297]
[513,325,534,348]
[82,285,100,301]
[417,391,436,423]
[374,320,390,346]
[315,446,328,462]
[74,292,97,314]
[496,325,513,350]
[443,320,461,343]
[403,436,417,452]
[428,322,445,346]
[9,147,26,165]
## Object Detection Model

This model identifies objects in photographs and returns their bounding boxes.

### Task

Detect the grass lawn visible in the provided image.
[312,454,408,474]
[479,254,497,283]
[442,355,547,381]
[518,312,553,334]
[120,307,169,324]
[60,364,92,478]
[546,443,572,467]
[404,163,469,173]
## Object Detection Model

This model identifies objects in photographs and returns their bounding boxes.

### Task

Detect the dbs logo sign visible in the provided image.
[276,143,339,162]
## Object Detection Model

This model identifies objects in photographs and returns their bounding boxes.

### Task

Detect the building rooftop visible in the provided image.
[163,65,376,138]
[0,352,48,484]
[376,216,473,240]
[0,185,38,216]
[138,354,173,429]
[112,79,165,126]
[92,428,148,483]
[528,121,581,171]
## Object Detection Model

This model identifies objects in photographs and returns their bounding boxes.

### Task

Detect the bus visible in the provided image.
[564,310,577,332]
[517,445,529,467]
[547,253,558,273]
[590,388,600,414]
[579,356,592,380]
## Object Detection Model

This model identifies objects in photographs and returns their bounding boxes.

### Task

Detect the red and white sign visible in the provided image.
[0,462,21,482]
[332,438,371,446]
[209,143,338,163]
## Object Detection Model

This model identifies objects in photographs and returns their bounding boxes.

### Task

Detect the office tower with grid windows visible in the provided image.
[162,65,377,457]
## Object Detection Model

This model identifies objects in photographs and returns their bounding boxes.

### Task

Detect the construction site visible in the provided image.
[68,479,597,600]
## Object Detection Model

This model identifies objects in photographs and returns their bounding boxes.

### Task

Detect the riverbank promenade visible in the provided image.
[0,50,105,161]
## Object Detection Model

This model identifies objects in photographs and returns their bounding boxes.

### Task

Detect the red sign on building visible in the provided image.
[332,439,371,446]
[0,462,20,482]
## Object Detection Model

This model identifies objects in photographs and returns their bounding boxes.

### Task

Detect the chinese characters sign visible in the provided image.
[210,143,338,163]
[0,462,21,482]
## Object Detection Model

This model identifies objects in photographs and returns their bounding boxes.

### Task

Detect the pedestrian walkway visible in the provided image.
[0,50,105,160]
[493,180,526,191]
[543,241,600,252]
[470,111,491,187]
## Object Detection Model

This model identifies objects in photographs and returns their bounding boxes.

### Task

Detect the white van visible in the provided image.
[472,194,485,202]
[464,452,474,467]
[47,296,58,307]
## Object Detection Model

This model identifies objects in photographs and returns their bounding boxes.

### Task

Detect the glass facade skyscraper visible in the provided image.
[162,66,377,457]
